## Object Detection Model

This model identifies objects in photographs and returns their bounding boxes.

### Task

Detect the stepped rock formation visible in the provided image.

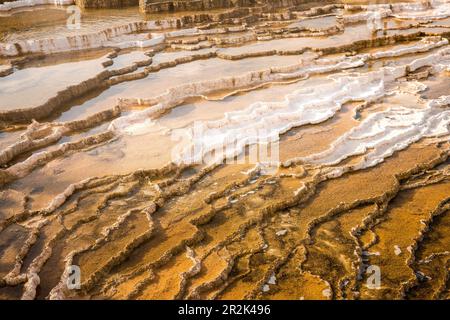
[76,0,138,9]
[0,0,449,301]
[139,0,333,13]
[140,0,255,13]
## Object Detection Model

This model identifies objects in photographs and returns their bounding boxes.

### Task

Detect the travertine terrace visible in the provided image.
[0,0,449,300]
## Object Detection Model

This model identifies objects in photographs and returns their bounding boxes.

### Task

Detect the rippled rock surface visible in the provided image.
[0,0,449,300]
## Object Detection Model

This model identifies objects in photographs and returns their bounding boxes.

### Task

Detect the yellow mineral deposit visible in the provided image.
[0,0,449,300]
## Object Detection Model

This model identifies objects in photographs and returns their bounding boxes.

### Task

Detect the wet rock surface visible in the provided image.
[0,0,449,300]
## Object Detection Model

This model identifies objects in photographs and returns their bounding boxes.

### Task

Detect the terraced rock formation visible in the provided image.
[0,0,449,300]
[140,0,254,13]
[76,0,138,9]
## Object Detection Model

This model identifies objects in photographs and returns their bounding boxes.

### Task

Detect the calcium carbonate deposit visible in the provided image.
[0,0,449,300]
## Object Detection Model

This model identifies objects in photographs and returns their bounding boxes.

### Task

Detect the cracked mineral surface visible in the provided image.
[0,0,449,300]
